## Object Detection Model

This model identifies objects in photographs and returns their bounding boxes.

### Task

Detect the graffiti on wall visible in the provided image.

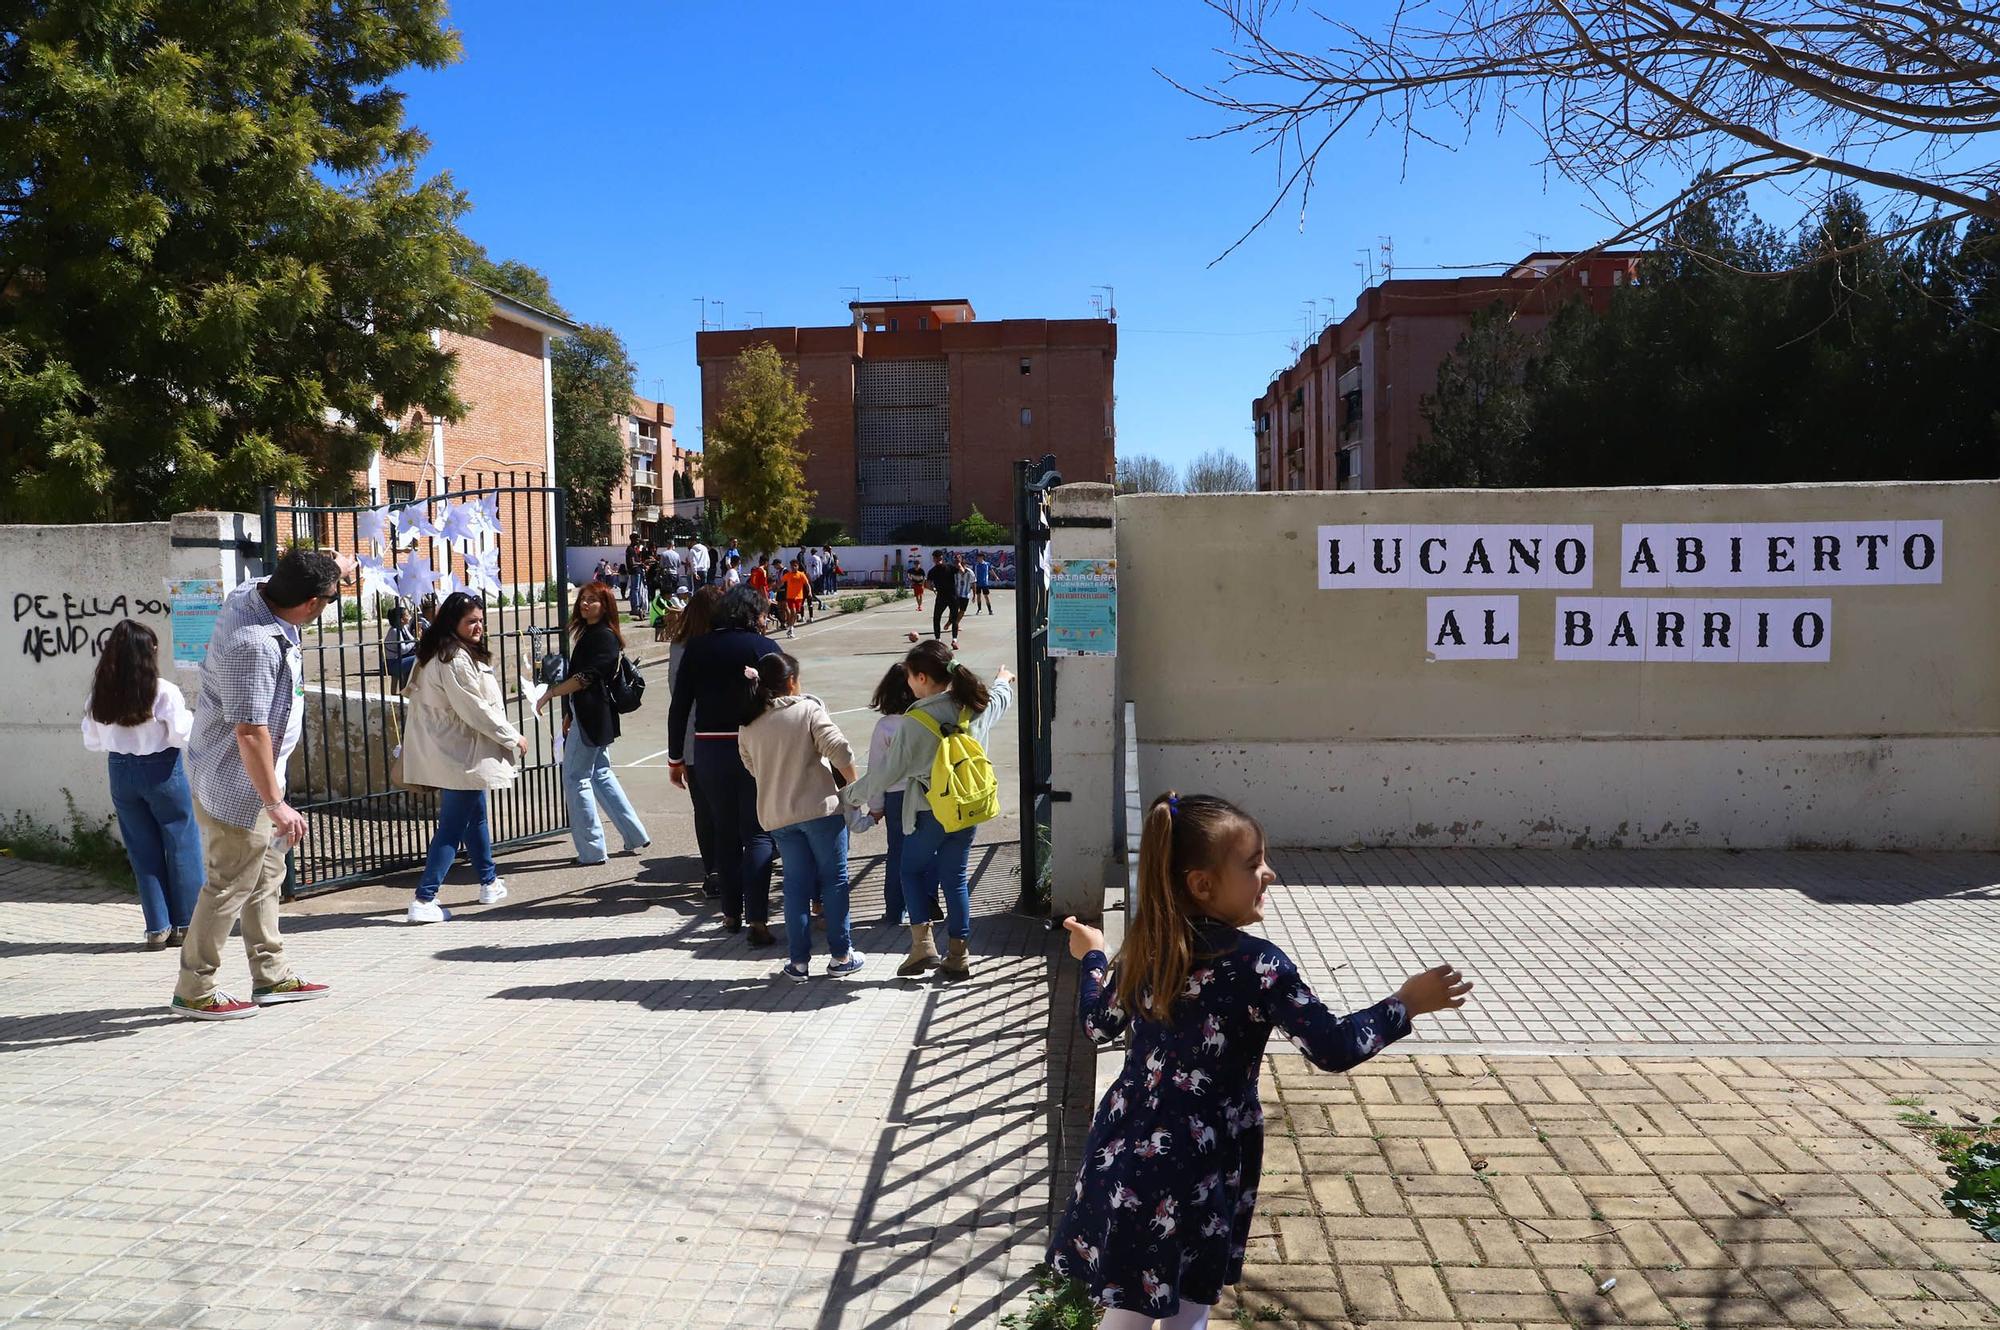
[14,592,169,665]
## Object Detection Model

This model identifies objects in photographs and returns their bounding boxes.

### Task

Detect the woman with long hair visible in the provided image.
[80,619,201,948]
[536,582,650,865]
[864,662,925,928]
[670,584,725,897]
[400,592,528,923]
[666,586,782,944]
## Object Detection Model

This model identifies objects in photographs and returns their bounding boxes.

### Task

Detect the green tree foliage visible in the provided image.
[470,253,632,545]
[1408,189,2000,489]
[0,1,485,520]
[1406,305,1540,488]
[950,506,1008,544]
[705,344,812,554]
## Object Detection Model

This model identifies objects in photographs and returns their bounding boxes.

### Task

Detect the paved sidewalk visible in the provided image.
[1192,848,2000,1327]
[0,842,1054,1330]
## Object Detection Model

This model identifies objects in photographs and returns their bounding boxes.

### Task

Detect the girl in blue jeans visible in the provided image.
[844,640,1014,981]
[81,620,202,949]
[737,651,865,981]
[865,662,920,926]
[398,593,528,922]
[536,582,649,864]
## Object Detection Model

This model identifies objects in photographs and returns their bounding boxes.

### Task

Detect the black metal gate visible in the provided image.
[261,474,570,895]
[1013,454,1063,904]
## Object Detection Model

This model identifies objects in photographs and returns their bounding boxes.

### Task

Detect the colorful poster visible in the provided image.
[167,578,225,670]
[1049,558,1117,657]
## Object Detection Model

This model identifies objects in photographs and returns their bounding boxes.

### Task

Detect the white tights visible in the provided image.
[1100,1303,1212,1330]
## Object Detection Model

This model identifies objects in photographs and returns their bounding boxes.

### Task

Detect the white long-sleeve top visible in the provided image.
[81,679,193,756]
[866,714,908,812]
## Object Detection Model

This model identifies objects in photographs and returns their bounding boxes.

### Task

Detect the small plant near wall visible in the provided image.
[1000,1266,1099,1330]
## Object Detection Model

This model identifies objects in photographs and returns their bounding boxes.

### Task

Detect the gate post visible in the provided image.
[1046,483,1118,917]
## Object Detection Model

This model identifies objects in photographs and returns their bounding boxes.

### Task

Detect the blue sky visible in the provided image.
[398,1,1651,473]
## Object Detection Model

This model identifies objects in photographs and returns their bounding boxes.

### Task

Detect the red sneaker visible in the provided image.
[252,977,331,1006]
[170,992,258,1021]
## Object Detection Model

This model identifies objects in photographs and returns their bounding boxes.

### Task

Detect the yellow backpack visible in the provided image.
[907,706,1001,832]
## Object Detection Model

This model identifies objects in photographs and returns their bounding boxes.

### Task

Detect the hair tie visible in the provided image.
[949,659,962,673]
[743,665,760,681]
[1167,795,1181,816]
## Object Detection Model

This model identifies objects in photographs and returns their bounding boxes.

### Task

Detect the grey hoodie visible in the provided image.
[843,680,1014,836]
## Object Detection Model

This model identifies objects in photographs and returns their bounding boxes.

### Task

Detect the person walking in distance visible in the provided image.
[842,640,1013,980]
[399,592,528,923]
[382,603,418,690]
[170,549,343,1020]
[668,587,783,945]
[926,550,954,640]
[782,558,812,635]
[949,553,973,644]
[535,582,650,865]
[82,619,201,950]
[738,651,866,981]
[909,551,925,612]
[973,551,995,616]
[1050,793,1473,1328]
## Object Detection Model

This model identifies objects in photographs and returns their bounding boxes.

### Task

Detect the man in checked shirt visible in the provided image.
[170,549,349,1020]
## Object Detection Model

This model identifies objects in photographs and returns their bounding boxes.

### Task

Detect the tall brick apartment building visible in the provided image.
[696,299,1116,541]
[1253,251,1642,492]
[606,394,704,547]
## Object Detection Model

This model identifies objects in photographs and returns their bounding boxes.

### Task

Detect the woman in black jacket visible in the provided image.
[536,582,650,865]
[667,586,781,944]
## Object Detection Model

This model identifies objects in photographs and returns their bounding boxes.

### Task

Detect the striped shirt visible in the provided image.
[188,579,304,827]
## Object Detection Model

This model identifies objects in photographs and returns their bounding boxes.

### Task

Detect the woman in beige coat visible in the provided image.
[400,592,528,923]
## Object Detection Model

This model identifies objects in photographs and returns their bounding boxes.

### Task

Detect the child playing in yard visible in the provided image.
[1052,792,1472,1328]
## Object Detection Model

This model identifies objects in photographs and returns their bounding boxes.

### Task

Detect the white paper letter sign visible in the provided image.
[1427,596,1519,660]
[1322,525,1592,590]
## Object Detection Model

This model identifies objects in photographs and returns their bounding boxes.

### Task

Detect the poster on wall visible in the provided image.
[1049,558,1117,656]
[168,578,225,671]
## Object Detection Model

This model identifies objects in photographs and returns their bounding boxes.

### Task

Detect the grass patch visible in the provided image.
[1896,1098,2000,1241]
[0,790,132,887]
[1001,1265,1099,1329]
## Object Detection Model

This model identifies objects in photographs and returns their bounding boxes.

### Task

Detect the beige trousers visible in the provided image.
[173,800,293,1003]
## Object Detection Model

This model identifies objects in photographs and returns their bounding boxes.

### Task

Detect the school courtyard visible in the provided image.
[3,596,1999,1328]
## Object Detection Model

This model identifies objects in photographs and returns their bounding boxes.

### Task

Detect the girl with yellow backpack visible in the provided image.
[844,639,1014,980]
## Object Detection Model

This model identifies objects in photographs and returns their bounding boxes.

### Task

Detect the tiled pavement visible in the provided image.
[0,840,1056,1330]
[1214,849,2000,1328]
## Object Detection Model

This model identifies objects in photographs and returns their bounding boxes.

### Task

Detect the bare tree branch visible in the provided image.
[1182,0,2000,264]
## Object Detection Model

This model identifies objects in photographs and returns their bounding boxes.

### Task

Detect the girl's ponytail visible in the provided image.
[904,638,991,712]
[741,650,799,724]
[1115,791,1197,1023]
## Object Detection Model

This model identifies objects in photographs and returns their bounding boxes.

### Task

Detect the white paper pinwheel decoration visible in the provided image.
[401,504,442,541]
[434,572,460,600]
[463,544,501,596]
[393,554,439,603]
[357,505,394,548]
[437,500,484,547]
[476,493,503,536]
[355,553,396,607]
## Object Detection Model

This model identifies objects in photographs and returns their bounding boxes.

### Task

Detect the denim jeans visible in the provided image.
[107,750,203,934]
[901,808,975,941]
[770,813,851,967]
[689,738,773,924]
[564,732,649,863]
[419,788,496,901]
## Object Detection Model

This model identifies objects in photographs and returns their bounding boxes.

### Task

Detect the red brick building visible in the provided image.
[1253,251,1643,492]
[696,299,1116,541]
[606,394,704,547]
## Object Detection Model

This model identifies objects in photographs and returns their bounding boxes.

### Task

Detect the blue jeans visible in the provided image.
[564,733,649,863]
[771,813,852,967]
[419,788,496,901]
[107,751,203,933]
[902,808,975,941]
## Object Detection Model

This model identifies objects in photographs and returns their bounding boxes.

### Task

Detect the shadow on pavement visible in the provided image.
[0,1005,181,1051]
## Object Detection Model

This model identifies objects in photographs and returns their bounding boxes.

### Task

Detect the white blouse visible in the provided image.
[81,679,194,756]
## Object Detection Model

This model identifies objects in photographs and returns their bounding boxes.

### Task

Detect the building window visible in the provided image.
[1020,407,1033,427]
[917,316,929,331]
[1020,357,1032,375]
[1612,269,1627,285]
[387,479,416,505]
[1578,267,1591,285]
[887,317,899,332]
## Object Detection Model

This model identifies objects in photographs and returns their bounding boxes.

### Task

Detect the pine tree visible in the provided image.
[0,1,485,520]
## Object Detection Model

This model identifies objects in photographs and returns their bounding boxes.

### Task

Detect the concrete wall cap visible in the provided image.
[1050,482,1113,517]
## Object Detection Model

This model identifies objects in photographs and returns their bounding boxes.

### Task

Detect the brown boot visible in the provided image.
[896,925,939,978]
[938,938,971,979]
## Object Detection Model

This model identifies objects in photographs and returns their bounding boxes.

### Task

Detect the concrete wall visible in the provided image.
[1,513,261,833]
[1115,482,2000,849]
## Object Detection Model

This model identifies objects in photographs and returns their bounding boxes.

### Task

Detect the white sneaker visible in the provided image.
[478,879,508,905]
[407,899,449,924]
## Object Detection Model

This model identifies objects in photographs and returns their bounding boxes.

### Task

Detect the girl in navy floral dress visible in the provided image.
[1052,793,1472,1329]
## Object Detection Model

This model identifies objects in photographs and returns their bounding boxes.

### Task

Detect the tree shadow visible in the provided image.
[486,974,874,1013]
[0,1006,181,1052]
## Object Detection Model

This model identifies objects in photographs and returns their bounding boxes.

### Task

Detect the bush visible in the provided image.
[1001,1266,1099,1330]
[1,790,133,887]
[801,516,847,547]
[839,595,868,615]
[950,505,1009,545]
[340,600,364,623]
[892,586,911,601]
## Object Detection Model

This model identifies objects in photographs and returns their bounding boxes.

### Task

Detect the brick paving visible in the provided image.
[0,840,1055,1330]
[1208,848,2000,1328]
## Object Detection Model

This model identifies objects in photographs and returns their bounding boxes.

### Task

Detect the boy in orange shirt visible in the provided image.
[781,560,811,639]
